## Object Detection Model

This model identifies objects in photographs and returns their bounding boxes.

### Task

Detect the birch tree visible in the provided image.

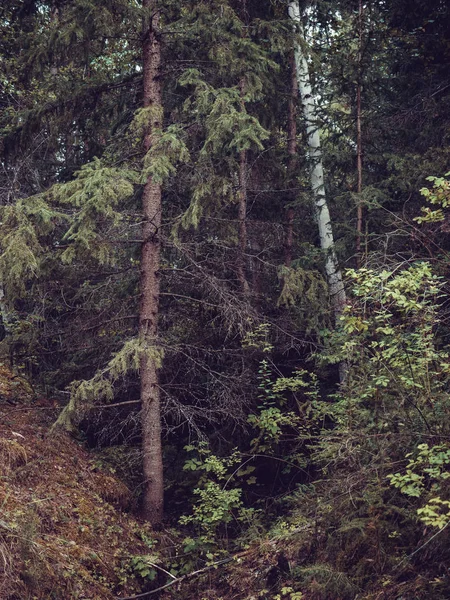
[288,1,346,320]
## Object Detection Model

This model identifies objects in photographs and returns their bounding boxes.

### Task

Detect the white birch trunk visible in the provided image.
[288,1,346,319]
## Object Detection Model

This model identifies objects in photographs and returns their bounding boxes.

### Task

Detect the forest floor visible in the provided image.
[0,362,441,600]
[0,363,153,600]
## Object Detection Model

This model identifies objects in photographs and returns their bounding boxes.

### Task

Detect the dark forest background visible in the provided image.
[1,1,450,598]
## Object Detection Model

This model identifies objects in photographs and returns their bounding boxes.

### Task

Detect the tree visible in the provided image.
[288,1,346,322]
[140,0,164,524]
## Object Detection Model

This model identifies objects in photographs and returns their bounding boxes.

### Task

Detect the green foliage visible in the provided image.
[179,69,271,154]
[242,322,273,353]
[272,587,303,600]
[248,406,292,449]
[130,555,158,582]
[290,564,357,600]
[415,172,450,224]
[248,359,304,453]
[49,158,138,265]
[54,338,164,431]
[179,443,255,542]
[180,481,246,531]
[0,196,61,295]
[417,498,450,529]
[389,443,450,528]
[3,1,450,598]
[325,262,449,418]
[299,257,450,596]
[143,124,190,184]
[175,174,233,232]
[277,266,328,332]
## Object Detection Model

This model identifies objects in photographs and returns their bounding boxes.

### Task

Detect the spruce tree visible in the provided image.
[139,0,164,524]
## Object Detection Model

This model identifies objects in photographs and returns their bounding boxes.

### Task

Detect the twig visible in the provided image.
[394,520,450,569]
[144,560,177,581]
[115,524,314,600]
[222,456,255,490]
[114,555,238,600]
[92,399,141,409]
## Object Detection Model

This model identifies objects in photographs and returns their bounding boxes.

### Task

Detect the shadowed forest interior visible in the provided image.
[1,0,450,598]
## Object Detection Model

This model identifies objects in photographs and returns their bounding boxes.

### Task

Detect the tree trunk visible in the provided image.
[238,140,250,296]
[0,283,13,344]
[140,0,164,524]
[284,52,298,269]
[237,3,250,296]
[356,0,364,266]
[288,1,346,319]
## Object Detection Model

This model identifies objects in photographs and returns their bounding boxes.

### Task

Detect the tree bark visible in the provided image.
[284,52,298,268]
[238,137,250,296]
[237,1,250,296]
[288,1,346,319]
[140,0,164,524]
[356,0,364,265]
[0,283,13,344]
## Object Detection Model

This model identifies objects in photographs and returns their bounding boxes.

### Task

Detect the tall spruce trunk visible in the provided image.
[288,0,346,319]
[140,0,164,524]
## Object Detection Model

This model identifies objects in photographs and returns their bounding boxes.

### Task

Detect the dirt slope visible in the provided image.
[0,364,151,600]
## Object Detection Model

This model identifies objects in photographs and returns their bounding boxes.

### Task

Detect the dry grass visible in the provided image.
[0,364,152,600]
[91,472,132,509]
[0,438,27,475]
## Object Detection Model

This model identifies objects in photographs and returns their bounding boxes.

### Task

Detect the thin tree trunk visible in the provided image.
[50,5,59,76]
[285,208,294,269]
[356,0,364,265]
[140,0,164,524]
[0,283,13,344]
[285,52,298,268]
[237,1,250,296]
[288,1,346,319]
[238,139,250,296]
[356,84,363,263]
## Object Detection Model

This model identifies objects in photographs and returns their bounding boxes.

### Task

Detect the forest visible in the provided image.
[0,0,450,598]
